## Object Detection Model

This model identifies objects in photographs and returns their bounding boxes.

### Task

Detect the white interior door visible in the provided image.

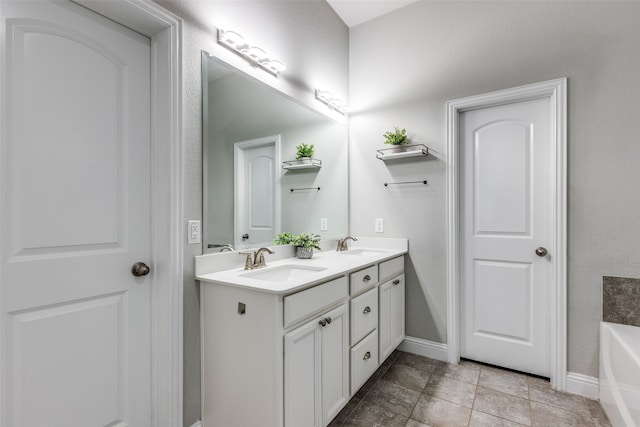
[234,136,280,248]
[1,1,152,425]
[460,97,552,377]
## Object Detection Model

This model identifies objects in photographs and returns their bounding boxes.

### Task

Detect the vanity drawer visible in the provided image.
[349,265,378,295]
[350,287,378,346]
[350,329,379,395]
[283,276,348,328]
[379,256,404,282]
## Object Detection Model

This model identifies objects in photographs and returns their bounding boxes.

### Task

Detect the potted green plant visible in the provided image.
[383,127,408,151]
[292,233,321,259]
[295,143,314,160]
[273,232,321,259]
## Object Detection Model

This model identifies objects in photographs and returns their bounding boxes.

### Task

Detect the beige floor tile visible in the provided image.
[585,398,612,427]
[405,419,431,427]
[411,394,472,427]
[473,386,531,426]
[432,360,481,385]
[479,366,530,399]
[425,374,477,408]
[365,379,422,417]
[395,351,442,374]
[530,401,595,427]
[469,410,528,426]
[383,362,432,391]
[342,401,408,427]
[529,380,590,418]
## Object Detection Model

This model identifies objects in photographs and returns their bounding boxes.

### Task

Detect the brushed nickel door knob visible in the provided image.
[535,247,548,257]
[131,262,150,277]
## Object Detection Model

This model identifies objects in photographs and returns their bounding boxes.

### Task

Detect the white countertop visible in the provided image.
[195,238,408,295]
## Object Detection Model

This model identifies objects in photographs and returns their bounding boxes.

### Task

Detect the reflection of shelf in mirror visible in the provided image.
[282,158,322,170]
[376,144,429,161]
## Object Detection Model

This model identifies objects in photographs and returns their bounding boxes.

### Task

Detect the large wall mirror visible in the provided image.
[202,52,348,253]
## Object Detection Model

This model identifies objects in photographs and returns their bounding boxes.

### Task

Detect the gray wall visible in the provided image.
[151,1,348,425]
[349,1,640,379]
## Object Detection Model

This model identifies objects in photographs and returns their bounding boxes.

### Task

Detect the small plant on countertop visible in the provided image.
[383,126,408,145]
[295,143,315,159]
[291,233,322,251]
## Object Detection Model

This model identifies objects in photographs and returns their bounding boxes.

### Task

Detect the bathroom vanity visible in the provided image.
[196,238,407,427]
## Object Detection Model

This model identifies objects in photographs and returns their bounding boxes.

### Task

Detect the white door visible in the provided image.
[234,136,280,248]
[460,97,552,377]
[1,1,152,425]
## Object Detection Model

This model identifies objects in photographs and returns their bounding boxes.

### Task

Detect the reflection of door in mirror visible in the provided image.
[234,136,281,249]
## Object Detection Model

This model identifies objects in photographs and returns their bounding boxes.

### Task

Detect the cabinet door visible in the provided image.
[379,274,405,361]
[285,318,322,427]
[321,304,350,427]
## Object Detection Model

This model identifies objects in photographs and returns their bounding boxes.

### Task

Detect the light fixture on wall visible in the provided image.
[218,29,286,76]
[315,89,352,115]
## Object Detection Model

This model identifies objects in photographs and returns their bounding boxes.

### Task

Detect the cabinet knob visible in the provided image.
[325,317,332,324]
[318,318,327,327]
[393,279,400,286]
[363,351,371,360]
[363,274,371,282]
[363,306,372,314]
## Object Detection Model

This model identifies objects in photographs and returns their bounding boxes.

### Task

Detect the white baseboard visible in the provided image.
[566,372,599,400]
[398,336,448,362]
[189,421,202,427]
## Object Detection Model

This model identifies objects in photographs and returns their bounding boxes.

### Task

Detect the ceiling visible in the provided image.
[326,0,420,27]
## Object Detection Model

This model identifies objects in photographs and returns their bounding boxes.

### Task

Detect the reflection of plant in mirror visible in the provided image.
[273,232,295,246]
[295,143,314,159]
[383,127,408,145]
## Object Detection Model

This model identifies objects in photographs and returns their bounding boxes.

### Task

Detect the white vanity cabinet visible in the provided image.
[198,246,407,427]
[284,303,349,427]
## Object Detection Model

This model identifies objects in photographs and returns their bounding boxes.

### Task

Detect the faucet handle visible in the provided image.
[239,250,255,270]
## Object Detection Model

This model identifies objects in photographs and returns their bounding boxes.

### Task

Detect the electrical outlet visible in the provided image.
[375,218,384,233]
[320,218,328,231]
[187,220,201,244]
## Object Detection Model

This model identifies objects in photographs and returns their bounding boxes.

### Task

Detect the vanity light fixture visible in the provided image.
[315,89,352,115]
[218,28,286,76]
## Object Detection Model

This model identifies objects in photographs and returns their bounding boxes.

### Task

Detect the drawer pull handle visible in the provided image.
[319,318,327,327]
[325,316,332,324]
[363,306,372,314]
[363,351,371,360]
[393,279,400,286]
[363,275,371,282]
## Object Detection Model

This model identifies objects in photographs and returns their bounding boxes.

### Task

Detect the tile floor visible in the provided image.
[329,351,611,427]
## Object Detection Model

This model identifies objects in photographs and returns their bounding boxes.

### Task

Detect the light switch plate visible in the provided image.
[187,220,201,244]
[375,218,384,233]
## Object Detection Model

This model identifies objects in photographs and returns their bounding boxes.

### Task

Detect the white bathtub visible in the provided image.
[600,322,640,427]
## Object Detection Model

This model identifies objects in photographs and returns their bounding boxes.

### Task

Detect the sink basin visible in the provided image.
[240,264,327,282]
[337,248,388,257]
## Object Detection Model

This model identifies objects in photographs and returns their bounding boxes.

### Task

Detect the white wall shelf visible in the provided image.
[282,158,322,170]
[376,144,429,161]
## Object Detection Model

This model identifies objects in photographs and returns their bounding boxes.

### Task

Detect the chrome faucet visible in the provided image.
[336,236,357,251]
[239,247,275,270]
